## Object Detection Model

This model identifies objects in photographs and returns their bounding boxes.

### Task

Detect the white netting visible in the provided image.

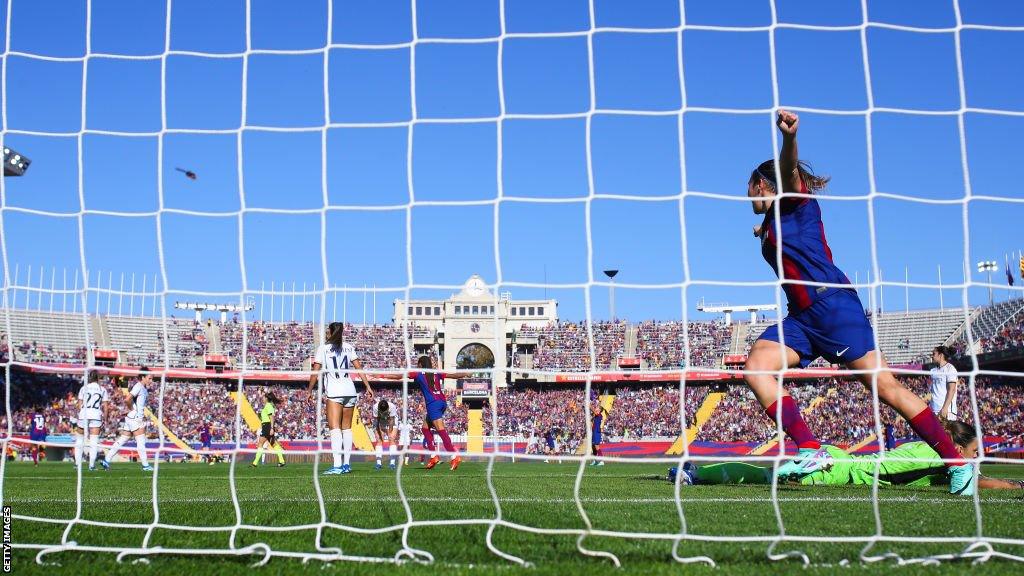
[1,0,1023,569]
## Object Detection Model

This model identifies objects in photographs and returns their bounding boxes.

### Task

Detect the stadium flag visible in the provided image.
[1019,252,1024,282]
[1008,255,1015,286]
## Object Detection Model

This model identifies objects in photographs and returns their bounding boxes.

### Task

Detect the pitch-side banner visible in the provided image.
[553,369,839,383]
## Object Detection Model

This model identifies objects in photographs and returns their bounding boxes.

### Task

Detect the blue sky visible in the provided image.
[1,0,1023,324]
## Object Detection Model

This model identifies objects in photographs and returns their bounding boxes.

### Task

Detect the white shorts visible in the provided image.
[399,433,411,446]
[77,418,102,430]
[326,395,358,408]
[121,417,146,434]
[324,379,357,401]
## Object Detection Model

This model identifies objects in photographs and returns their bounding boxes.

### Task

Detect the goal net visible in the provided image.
[2,0,1023,570]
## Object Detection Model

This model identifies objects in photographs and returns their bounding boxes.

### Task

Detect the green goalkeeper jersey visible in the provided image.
[801,442,947,487]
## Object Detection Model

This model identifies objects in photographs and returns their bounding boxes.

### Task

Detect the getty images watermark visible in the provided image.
[2,506,10,572]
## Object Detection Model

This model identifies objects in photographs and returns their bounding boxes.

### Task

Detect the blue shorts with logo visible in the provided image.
[758,288,875,368]
[426,400,447,423]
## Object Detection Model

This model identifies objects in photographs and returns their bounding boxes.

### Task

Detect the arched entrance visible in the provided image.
[456,343,494,370]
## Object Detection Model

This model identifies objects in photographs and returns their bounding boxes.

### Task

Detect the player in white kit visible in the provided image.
[398,418,414,465]
[76,372,110,470]
[371,399,400,470]
[101,367,154,471]
[308,322,374,475]
[929,346,960,421]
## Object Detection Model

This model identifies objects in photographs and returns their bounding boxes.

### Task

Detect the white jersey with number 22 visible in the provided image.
[78,382,109,421]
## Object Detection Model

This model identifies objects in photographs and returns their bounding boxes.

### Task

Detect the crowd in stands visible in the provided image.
[602,386,707,439]
[520,321,626,371]
[12,342,88,364]
[977,316,1024,353]
[0,372,114,435]
[169,320,209,366]
[496,388,585,446]
[4,370,1023,452]
[162,381,238,442]
[344,324,421,370]
[219,321,425,371]
[635,321,731,369]
[220,321,316,370]
[694,375,1024,447]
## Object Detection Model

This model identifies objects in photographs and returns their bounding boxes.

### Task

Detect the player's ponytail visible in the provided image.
[752,159,829,193]
[267,391,281,406]
[378,399,389,417]
[945,420,976,448]
[326,322,345,352]
[417,355,432,369]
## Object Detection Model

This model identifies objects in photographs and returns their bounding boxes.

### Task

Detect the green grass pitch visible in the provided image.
[4,459,1023,575]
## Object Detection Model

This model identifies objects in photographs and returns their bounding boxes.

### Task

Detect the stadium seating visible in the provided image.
[635,321,731,369]
[4,309,90,364]
[104,316,207,367]
[970,297,1024,341]
[3,372,1022,451]
[601,386,708,439]
[872,308,970,365]
[219,321,316,370]
[962,298,1024,354]
[219,321,420,371]
[523,321,626,372]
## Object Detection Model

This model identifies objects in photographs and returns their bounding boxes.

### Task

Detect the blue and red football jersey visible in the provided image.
[759,190,851,313]
[31,413,45,434]
[411,372,447,403]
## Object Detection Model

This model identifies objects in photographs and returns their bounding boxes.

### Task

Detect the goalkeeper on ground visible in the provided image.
[670,422,1022,491]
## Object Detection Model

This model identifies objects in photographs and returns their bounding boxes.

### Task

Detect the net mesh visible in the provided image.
[1,0,1022,569]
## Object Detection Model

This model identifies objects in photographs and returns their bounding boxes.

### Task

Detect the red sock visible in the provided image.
[421,427,436,452]
[436,429,456,454]
[765,396,820,450]
[594,446,602,457]
[32,447,38,464]
[909,408,964,466]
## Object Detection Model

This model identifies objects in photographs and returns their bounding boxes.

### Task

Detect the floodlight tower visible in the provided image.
[603,269,619,321]
[977,260,997,305]
[3,146,31,176]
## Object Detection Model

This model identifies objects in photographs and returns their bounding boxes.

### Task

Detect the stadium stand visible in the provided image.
[219,321,316,370]
[871,308,970,365]
[4,309,90,364]
[3,371,1023,454]
[970,297,1024,341]
[104,316,207,367]
[3,296,1024,455]
[7,301,1024,376]
[523,321,626,371]
[958,297,1024,354]
[601,385,707,439]
[741,308,973,366]
[635,321,731,369]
